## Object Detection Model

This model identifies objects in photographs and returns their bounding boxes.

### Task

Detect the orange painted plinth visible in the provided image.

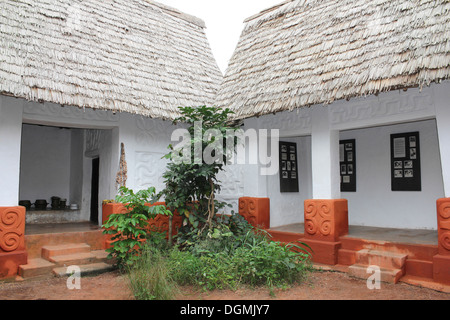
[238,197,270,229]
[301,199,348,265]
[434,198,450,284]
[436,198,450,256]
[0,206,27,279]
[102,202,182,249]
[0,251,27,279]
[300,238,341,265]
[304,199,348,242]
[433,255,450,285]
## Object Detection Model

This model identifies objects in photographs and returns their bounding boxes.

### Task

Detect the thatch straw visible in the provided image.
[216,0,450,119]
[0,0,222,120]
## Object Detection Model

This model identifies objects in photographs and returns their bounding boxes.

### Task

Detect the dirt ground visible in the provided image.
[0,269,449,301]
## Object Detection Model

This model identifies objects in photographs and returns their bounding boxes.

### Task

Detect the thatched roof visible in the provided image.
[0,0,222,120]
[216,0,450,119]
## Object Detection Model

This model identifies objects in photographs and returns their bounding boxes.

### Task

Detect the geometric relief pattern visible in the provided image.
[437,199,450,254]
[134,151,168,194]
[0,207,25,253]
[303,199,348,242]
[329,91,434,127]
[147,210,183,237]
[304,201,333,238]
[23,101,119,123]
[239,198,258,227]
[238,197,270,229]
[216,164,244,215]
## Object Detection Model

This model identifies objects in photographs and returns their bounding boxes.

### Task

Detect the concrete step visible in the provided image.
[53,262,115,277]
[348,264,404,284]
[47,252,97,266]
[41,243,91,260]
[18,258,56,278]
[91,249,110,262]
[355,249,407,270]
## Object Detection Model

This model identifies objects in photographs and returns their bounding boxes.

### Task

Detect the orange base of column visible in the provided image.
[0,250,27,279]
[0,206,27,280]
[304,199,348,242]
[433,255,450,285]
[238,197,270,229]
[300,238,340,265]
[101,202,183,249]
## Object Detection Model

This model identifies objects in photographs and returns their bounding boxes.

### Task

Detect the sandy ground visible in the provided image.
[0,270,449,301]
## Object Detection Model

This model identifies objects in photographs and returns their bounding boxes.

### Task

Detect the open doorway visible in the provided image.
[90,157,100,224]
[19,123,116,227]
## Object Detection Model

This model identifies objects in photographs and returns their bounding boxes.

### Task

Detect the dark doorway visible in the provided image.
[90,157,100,224]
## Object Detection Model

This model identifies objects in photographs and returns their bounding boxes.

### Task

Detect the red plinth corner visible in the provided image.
[238,197,270,229]
[0,206,28,279]
[433,198,450,284]
[300,199,348,265]
[304,199,348,242]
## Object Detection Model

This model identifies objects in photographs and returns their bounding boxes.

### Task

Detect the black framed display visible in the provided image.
[279,141,299,193]
[390,132,421,191]
[340,139,356,192]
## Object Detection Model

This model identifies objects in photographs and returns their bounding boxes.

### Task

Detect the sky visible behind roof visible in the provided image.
[158,0,283,74]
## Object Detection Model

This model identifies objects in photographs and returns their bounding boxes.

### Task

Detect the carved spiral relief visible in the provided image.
[438,202,450,220]
[304,201,333,237]
[439,232,450,251]
[437,200,450,253]
[0,208,25,253]
[239,198,257,226]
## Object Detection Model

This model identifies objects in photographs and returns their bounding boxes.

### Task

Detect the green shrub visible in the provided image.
[127,212,312,299]
[102,186,171,269]
[127,246,178,300]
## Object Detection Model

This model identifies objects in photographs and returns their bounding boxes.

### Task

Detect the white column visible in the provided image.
[434,82,450,197]
[310,105,341,199]
[242,118,268,197]
[0,96,24,206]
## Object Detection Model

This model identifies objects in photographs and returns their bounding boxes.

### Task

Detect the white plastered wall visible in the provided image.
[0,96,24,206]
[241,82,449,230]
[340,119,443,229]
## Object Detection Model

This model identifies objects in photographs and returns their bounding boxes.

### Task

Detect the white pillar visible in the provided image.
[434,82,450,197]
[310,105,340,199]
[0,96,24,206]
[242,118,268,197]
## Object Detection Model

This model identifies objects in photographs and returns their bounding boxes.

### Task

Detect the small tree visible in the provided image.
[160,106,239,244]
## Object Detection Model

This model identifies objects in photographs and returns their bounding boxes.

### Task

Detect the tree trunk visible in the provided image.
[168,215,173,247]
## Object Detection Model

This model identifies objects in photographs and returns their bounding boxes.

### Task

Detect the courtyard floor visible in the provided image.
[0,269,448,301]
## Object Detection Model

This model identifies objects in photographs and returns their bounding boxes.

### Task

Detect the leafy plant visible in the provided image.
[102,186,172,269]
[128,245,178,300]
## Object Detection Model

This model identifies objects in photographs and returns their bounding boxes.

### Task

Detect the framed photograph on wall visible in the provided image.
[391,132,421,191]
[279,141,299,192]
[340,139,356,192]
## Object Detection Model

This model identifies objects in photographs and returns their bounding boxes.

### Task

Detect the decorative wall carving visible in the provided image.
[238,197,270,229]
[437,198,450,254]
[239,198,257,226]
[134,151,168,193]
[304,201,332,237]
[258,108,312,133]
[147,211,183,236]
[0,207,25,253]
[135,116,173,148]
[216,165,244,215]
[330,90,435,126]
[303,199,348,241]
[23,101,119,122]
